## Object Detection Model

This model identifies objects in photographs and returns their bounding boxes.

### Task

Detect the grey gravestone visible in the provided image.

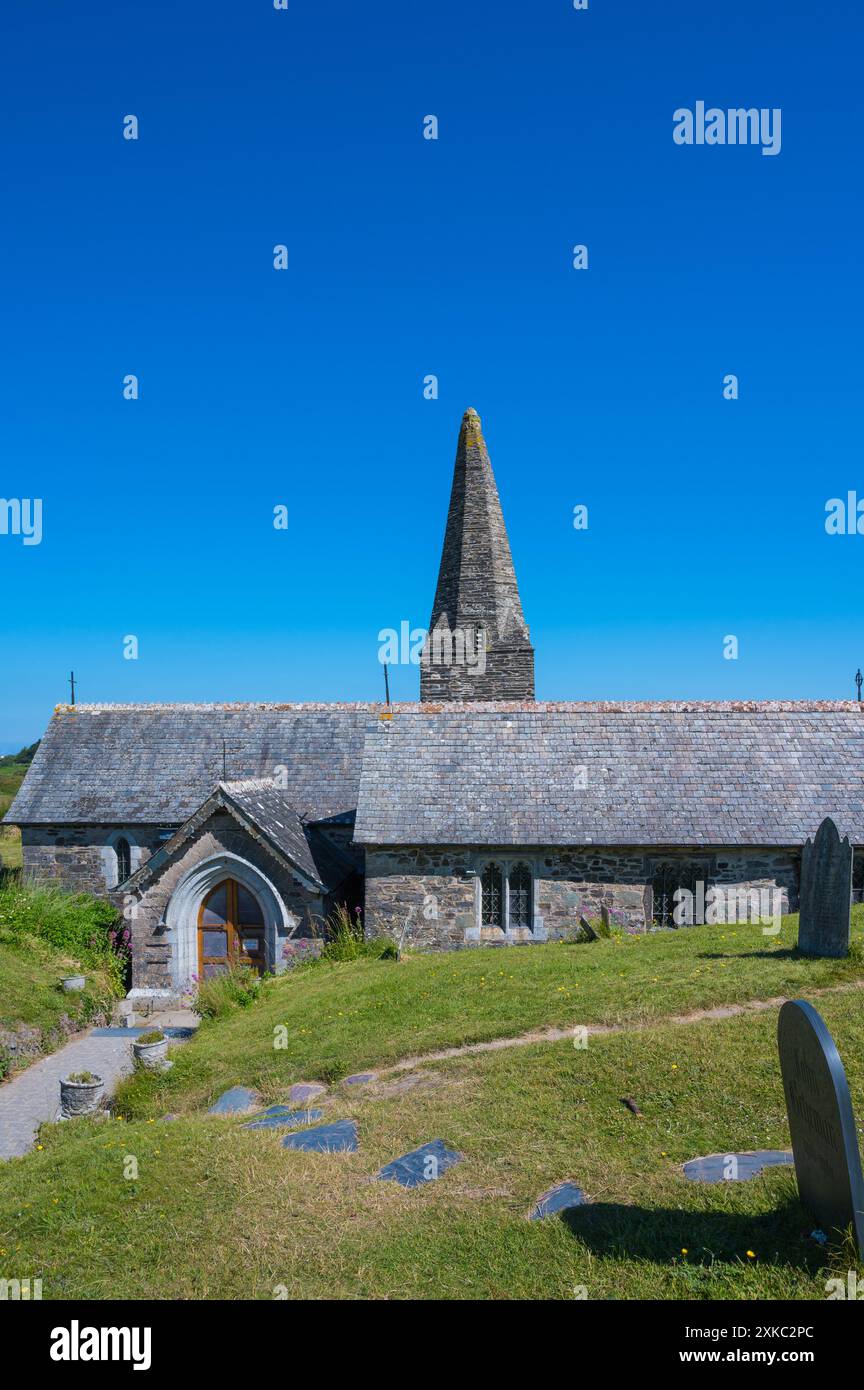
[529,1181,587,1219]
[288,1082,327,1104]
[777,1000,864,1252]
[798,817,852,958]
[208,1086,260,1115]
[244,1107,323,1131]
[376,1139,461,1187]
[281,1119,358,1153]
[682,1151,794,1184]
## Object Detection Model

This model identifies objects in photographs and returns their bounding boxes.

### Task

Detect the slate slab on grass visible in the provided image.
[343,1072,377,1086]
[244,1108,323,1131]
[208,1086,260,1115]
[288,1082,327,1104]
[682,1151,794,1183]
[529,1181,588,1220]
[376,1139,462,1188]
[281,1119,358,1153]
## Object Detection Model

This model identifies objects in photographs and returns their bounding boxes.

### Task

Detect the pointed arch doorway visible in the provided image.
[198,878,267,977]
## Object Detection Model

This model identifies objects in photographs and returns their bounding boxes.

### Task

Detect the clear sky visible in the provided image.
[1,0,862,748]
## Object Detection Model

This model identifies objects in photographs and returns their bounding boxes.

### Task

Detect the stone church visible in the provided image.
[7,409,864,1000]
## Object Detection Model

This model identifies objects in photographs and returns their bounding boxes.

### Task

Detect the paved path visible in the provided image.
[0,1012,198,1161]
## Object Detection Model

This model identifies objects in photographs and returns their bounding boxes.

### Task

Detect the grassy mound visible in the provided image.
[116,909,864,1121]
[0,882,126,1078]
[2,989,862,1300]
[3,911,864,1300]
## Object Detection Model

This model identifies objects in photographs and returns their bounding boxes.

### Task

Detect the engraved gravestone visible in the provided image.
[798,817,852,958]
[777,1000,864,1253]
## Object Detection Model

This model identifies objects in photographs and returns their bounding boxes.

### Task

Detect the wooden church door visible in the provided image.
[198,879,267,978]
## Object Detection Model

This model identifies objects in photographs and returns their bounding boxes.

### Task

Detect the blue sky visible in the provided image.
[1,0,862,748]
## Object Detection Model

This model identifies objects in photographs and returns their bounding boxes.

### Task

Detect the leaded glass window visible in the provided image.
[481,862,503,928]
[509,862,532,929]
[115,837,131,885]
[651,861,702,927]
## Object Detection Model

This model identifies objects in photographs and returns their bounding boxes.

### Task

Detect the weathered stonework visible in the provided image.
[126,811,328,990]
[21,825,167,896]
[365,845,801,950]
[420,409,535,702]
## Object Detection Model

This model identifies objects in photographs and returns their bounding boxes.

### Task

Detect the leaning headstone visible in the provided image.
[798,817,852,958]
[777,999,864,1253]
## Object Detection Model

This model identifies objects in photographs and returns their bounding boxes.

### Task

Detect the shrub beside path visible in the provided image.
[0,1011,197,1160]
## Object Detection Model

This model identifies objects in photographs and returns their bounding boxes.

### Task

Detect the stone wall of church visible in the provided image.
[420,642,536,703]
[20,825,168,895]
[364,845,801,950]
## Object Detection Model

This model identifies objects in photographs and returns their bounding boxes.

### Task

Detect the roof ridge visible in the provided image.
[54,699,863,714]
[219,777,277,792]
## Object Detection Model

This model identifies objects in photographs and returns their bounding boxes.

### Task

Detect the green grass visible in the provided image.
[0,758,30,822]
[0,837,22,872]
[0,882,125,1077]
[0,937,118,1077]
[3,913,864,1300]
[0,758,28,871]
[1,987,862,1300]
[116,908,864,1120]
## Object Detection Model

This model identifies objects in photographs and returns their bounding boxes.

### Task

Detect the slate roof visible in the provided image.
[352,702,864,847]
[223,780,358,889]
[8,699,864,849]
[221,780,321,881]
[5,704,373,825]
[121,779,325,891]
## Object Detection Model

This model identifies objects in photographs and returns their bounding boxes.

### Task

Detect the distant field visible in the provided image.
[0,749,34,872]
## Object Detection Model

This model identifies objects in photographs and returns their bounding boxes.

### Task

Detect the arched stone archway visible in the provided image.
[164,852,297,990]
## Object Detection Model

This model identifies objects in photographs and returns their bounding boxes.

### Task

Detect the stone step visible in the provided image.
[113,991,187,1024]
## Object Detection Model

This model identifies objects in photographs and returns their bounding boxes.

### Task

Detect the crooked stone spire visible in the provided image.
[420,408,535,702]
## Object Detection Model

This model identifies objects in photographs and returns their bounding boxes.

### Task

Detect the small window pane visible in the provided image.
[509,863,532,929]
[236,885,262,925]
[203,962,229,978]
[202,929,228,957]
[202,883,228,926]
[115,838,131,885]
[481,863,503,928]
[652,862,701,927]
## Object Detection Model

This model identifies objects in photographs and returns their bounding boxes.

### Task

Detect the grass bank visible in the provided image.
[0,883,126,1079]
[116,908,864,1120]
[1,987,862,1300]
